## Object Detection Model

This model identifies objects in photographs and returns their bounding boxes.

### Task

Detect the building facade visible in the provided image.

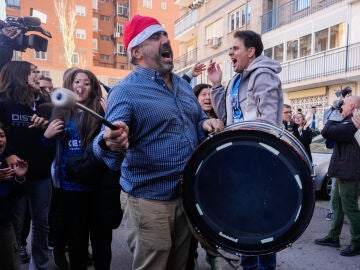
[174,0,360,120]
[5,0,179,88]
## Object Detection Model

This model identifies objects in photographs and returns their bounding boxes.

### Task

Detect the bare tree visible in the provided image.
[54,0,76,68]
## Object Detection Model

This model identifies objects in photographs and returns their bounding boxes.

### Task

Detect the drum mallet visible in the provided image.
[51,88,117,130]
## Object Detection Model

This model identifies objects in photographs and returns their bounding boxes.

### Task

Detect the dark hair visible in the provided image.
[283,104,292,109]
[193,83,212,97]
[234,30,263,57]
[193,83,217,119]
[0,61,36,107]
[53,69,104,148]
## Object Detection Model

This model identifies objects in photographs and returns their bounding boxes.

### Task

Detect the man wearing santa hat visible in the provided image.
[92,15,224,270]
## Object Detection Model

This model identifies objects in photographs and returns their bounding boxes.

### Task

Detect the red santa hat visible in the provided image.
[123,15,165,53]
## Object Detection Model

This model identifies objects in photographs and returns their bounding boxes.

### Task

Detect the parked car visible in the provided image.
[311,135,333,200]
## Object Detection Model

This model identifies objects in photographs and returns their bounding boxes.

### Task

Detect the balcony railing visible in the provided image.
[261,0,342,34]
[280,42,360,84]
[173,47,198,71]
[174,9,198,37]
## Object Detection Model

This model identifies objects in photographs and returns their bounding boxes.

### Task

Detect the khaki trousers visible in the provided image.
[120,192,191,270]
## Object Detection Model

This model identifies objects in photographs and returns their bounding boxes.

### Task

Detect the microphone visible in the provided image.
[51,88,117,130]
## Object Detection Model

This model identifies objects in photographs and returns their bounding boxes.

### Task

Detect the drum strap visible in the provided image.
[231,75,243,123]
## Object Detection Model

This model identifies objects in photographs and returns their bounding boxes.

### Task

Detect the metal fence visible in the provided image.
[173,47,198,72]
[280,42,360,84]
[174,9,198,37]
[261,0,342,34]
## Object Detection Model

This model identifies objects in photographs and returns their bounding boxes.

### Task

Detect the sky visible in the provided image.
[0,1,5,20]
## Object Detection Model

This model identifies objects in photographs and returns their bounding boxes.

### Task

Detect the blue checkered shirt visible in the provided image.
[93,66,207,200]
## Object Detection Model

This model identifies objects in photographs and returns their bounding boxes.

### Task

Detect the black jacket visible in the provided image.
[0,95,53,181]
[321,116,360,180]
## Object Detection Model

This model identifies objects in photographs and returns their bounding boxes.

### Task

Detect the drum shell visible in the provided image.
[182,121,315,256]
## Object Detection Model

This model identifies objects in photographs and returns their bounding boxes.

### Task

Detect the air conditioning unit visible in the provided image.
[114,32,121,38]
[207,37,221,49]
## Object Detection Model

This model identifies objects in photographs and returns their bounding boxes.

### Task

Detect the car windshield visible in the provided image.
[310,135,333,154]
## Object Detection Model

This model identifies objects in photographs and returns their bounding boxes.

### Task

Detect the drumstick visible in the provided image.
[51,88,117,130]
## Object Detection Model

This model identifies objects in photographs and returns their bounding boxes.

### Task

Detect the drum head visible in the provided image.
[183,128,315,255]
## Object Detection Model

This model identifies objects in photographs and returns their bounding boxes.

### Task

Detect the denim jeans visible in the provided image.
[241,253,277,270]
[13,178,52,270]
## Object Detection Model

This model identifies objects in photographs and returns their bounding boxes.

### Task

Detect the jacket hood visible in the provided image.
[243,55,282,80]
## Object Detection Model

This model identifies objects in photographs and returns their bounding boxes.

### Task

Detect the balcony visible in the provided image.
[173,47,198,72]
[280,42,360,85]
[261,0,342,34]
[174,9,198,41]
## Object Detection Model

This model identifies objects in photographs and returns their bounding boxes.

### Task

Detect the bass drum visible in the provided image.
[182,121,315,256]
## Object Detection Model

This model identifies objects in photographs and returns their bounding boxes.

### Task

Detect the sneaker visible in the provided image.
[314,236,340,248]
[326,211,333,220]
[19,245,30,264]
[340,245,360,256]
[53,249,69,270]
[206,255,222,270]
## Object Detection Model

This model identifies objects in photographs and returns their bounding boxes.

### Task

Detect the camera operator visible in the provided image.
[1,16,51,71]
[315,95,360,257]
[0,27,20,70]
[282,104,300,140]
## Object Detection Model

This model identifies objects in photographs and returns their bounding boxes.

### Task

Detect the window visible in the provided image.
[100,15,111,22]
[35,51,47,60]
[330,23,346,49]
[41,71,50,77]
[76,29,86,39]
[100,35,111,41]
[93,39,98,51]
[116,43,126,55]
[93,18,98,31]
[161,2,166,9]
[315,28,328,53]
[93,0,98,10]
[143,0,152,9]
[287,39,298,60]
[75,5,86,16]
[72,53,79,64]
[115,23,124,36]
[299,34,311,57]
[274,44,284,62]
[228,4,251,32]
[6,0,20,8]
[205,19,223,44]
[100,0,110,2]
[264,48,273,59]
[295,0,309,11]
[100,54,110,61]
[117,3,128,17]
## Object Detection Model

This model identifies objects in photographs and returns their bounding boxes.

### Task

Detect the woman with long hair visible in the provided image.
[44,69,121,270]
[0,61,52,270]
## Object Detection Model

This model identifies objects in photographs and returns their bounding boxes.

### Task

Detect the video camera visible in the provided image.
[323,86,352,124]
[0,16,52,52]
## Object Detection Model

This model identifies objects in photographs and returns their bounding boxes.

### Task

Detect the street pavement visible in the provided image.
[21,200,360,270]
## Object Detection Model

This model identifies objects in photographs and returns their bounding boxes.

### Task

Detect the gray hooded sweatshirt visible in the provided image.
[211,55,283,127]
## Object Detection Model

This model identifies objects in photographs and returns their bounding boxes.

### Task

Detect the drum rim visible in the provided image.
[183,124,315,255]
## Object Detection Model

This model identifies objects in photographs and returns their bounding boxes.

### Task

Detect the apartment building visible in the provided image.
[174,0,360,118]
[5,0,179,88]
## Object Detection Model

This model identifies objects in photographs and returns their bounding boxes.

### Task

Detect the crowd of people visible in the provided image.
[1,13,360,270]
